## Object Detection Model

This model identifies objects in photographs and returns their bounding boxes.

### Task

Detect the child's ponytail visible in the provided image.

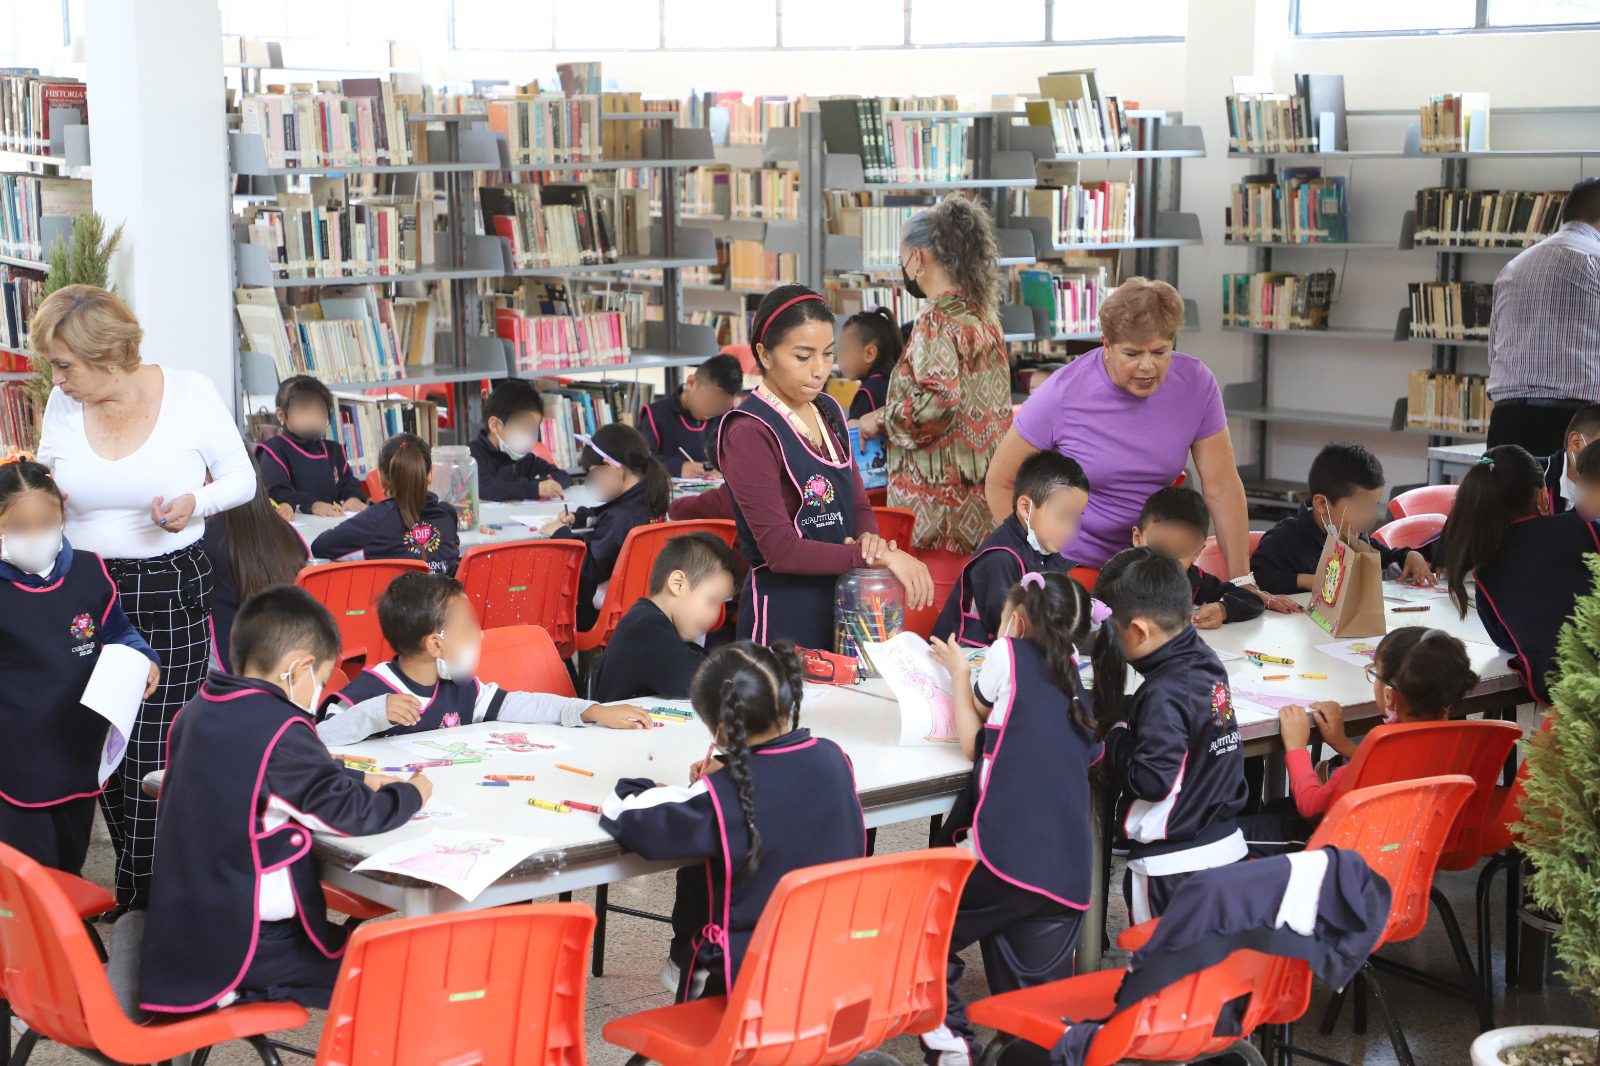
[843,306,904,377]
[1440,445,1544,617]
[1089,617,1126,734]
[583,423,671,518]
[379,433,432,529]
[1003,572,1096,734]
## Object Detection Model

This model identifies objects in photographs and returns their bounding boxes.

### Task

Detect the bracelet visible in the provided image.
[1229,572,1257,588]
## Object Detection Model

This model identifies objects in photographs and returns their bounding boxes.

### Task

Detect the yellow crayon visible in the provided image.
[528,798,571,814]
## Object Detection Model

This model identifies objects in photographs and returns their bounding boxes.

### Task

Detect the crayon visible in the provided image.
[528,798,571,813]
[556,764,594,777]
[1299,674,1328,680]
[377,766,411,772]
[649,706,692,718]
[408,760,454,769]
[1243,650,1295,665]
[487,774,537,782]
[1262,674,1290,681]
[678,446,697,464]
[476,780,510,788]
[1391,605,1429,613]
[564,800,602,814]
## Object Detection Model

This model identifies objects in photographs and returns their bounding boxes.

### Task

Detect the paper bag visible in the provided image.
[1306,529,1386,638]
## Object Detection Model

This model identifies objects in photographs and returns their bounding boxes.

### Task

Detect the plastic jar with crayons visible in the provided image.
[430,445,480,531]
[834,567,904,677]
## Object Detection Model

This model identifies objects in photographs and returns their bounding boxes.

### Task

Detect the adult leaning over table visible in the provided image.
[719,284,934,648]
[984,277,1295,612]
[33,285,255,909]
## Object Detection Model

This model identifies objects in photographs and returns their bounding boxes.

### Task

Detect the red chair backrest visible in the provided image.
[690,848,975,1064]
[1307,776,1476,946]
[363,469,387,502]
[1069,566,1099,592]
[871,506,917,548]
[296,559,430,671]
[1482,716,1550,855]
[1389,483,1459,519]
[315,904,595,1065]
[456,540,587,658]
[478,625,575,698]
[577,520,737,652]
[1196,531,1265,580]
[865,487,888,508]
[1373,513,1446,550]
[905,547,971,639]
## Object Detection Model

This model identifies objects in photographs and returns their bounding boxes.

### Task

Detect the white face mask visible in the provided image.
[435,631,481,682]
[498,429,536,462]
[1021,507,1047,557]
[2,527,64,577]
[279,660,322,716]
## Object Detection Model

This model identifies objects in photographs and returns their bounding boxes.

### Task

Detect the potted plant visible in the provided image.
[1472,555,1600,1065]
[26,212,122,445]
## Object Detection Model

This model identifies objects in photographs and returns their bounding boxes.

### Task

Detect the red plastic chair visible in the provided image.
[871,506,917,548]
[1196,531,1266,580]
[314,904,594,1065]
[456,540,587,658]
[604,848,976,1065]
[324,666,351,699]
[865,487,889,508]
[363,469,387,502]
[577,520,737,653]
[905,547,970,639]
[1389,483,1459,519]
[1374,513,1446,550]
[1069,565,1099,592]
[297,559,429,673]
[479,625,576,698]
[0,842,306,1065]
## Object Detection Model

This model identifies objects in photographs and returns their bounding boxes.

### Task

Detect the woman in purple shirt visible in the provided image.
[985,279,1291,611]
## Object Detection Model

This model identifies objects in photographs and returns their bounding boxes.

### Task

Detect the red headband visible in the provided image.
[757,293,827,346]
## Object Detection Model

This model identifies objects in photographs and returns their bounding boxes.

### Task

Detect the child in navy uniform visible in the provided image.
[838,306,902,422]
[932,451,1087,646]
[256,375,369,517]
[543,424,671,629]
[1251,442,1433,594]
[469,379,574,502]
[1096,546,1249,923]
[202,462,309,672]
[310,433,460,575]
[140,587,430,1012]
[924,572,1111,1066]
[1442,445,1600,704]
[594,532,740,703]
[601,642,866,1000]
[1538,403,1600,514]
[0,460,160,874]
[1132,487,1263,629]
[639,354,742,478]
[318,572,652,743]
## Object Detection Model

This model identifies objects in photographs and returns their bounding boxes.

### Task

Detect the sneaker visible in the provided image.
[920,1024,982,1066]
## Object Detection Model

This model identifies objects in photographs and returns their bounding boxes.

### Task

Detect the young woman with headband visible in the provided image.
[718,284,933,648]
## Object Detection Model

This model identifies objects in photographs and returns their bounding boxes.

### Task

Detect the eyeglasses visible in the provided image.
[1363,665,1386,686]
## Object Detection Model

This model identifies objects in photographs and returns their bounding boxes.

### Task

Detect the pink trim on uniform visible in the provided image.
[275,435,330,461]
[255,444,293,478]
[955,546,1026,647]
[1473,573,1544,706]
[747,388,854,471]
[11,575,65,593]
[640,405,661,450]
[96,553,119,625]
[702,780,737,995]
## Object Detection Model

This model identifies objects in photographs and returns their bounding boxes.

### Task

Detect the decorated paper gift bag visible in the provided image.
[1306,529,1386,637]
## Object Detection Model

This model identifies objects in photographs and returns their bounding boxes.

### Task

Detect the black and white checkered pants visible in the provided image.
[102,543,214,909]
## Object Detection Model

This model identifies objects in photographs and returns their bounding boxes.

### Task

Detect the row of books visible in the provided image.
[816,99,908,184]
[1407,281,1493,341]
[1225,169,1348,244]
[238,185,438,279]
[684,166,800,220]
[0,72,87,155]
[336,396,439,477]
[826,279,923,322]
[1420,93,1490,153]
[685,92,805,146]
[0,383,38,450]
[877,115,973,182]
[830,199,934,266]
[237,82,421,169]
[479,184,651,270]
[1018,181,1137,246]
[492,307,632,374]
[1025,70,1134,155]
[235,288,438,383]
[1222,270,1337,331]
[1,268,44,352]
[1406,371,1492,434]
[1411,187,1566,248]
[724,238,798,290]
[1018,265,1112,337]
[1223,74,1347,154]
[485,93,603,166]
[0,175,90,262]
[687,308,747,346]
[538,379,657,470]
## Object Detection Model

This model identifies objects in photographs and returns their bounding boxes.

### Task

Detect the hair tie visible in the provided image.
[0,447,35,467]
[1091,598,1113,625]
[1020,571,1046,590]
[575,432,623,470]
[757,293,826,346]
[1476,454,1495,469]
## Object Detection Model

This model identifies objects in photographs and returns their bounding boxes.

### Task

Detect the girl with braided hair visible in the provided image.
[600,640,866,1000]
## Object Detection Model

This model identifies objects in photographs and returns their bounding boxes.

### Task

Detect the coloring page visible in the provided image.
[1230,687,1323,725]
[390,737,497,765]
[483,731,572,754]
[353,829,546,901]
[1314,638,1383,670]
[863,632,960,747]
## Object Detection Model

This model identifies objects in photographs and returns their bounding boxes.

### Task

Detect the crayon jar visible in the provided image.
[430,445,479,531]
[834,567,904,677]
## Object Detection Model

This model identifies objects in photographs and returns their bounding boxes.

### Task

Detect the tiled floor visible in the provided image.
[16,817,1593,1065]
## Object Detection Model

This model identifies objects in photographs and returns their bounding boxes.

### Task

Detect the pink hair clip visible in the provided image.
[1091,598,1113,625]
[1020,571,1047,590]
[574,432,623,469]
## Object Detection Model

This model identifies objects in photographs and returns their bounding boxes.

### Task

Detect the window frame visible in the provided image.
[1292,0,1600,37]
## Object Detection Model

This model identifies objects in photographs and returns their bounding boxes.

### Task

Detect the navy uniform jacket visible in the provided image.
[202,519,309,674]
[1474,510,1600,704]
[1103,626,1249,875]
[468,429,573,502]
[309,494,460,575]
[640,391,717,476]
[1189,564,1265,623]
[847,373,889,421]
[601,728,866,995]
[0,542,158,807]
[551,481,655,626]
[256,431,367,514]
[1252,502,1409,595]
[593,598,705,703]
[931,515,1071,646]
[140,673,421,1012]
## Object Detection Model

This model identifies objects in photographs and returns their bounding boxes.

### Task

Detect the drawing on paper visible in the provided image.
[864,632,960,746]
[392,837,503,880]
[410,739,491,764]
[354,829,547,901]
[1314,638,1383,670]
[487,731,560,753]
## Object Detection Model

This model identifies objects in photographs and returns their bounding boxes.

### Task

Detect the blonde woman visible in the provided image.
[33,284,254,908]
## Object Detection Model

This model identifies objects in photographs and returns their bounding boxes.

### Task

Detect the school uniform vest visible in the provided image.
[0,549,120,806]
[256,432,359,506]
[722,390,858,648]
[326,661,505,736]
[847,373,889,421]
[931,516,1070,646]
[641,392,714,468]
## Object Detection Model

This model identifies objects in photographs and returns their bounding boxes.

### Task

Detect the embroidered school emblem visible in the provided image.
[1318,542,1348,607]
[1209,681,1237,730]
[802,474,836,508]
[69,613,95,642]
[403,522,442,556]
[441,711,461,729]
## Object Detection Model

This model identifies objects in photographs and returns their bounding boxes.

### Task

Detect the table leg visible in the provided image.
[1081,781,1112,971]
[1429,457,1445,485]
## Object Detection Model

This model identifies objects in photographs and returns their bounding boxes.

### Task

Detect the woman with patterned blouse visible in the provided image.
[856,197,1013,553]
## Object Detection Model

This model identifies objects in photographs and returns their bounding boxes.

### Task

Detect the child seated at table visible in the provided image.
[317,572,652,744]
[593,532,740,703]
[639,353,743,478]
[667,431,733,522]
[1096,546,1249,923]
[470,379,574,503]
[309,433,460,575]
[1251,442,1433,595]
[931,451,1087,646]
[600,641,866,1000]
[140,587,431,1012]
[1441,444,1600,704]
[256,375,368,517]
[1132,486,1263,629]
[542,424,671,629]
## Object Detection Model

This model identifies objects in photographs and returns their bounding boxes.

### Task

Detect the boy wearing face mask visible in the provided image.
[1538,403,1600,515]
[469,380,574,502]
[931,451,1088,647]
[317,572,652,745]
[140,587,428,1012]
[0,458,160,874]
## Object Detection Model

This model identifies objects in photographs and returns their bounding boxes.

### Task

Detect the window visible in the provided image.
[452,0,553,49]
[1054,0,1186,39]
[782,0,905,47]
[911,0,1046,43]
[1487,0,1600,24]
[556,0,657,49]
[1297,0,1600,32]
[665,0,777,48]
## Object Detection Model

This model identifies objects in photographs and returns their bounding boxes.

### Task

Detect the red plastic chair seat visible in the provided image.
[45,870,114,921]
[320,883,392,922]
[1374,513,1446,551]
[1196,531,1266,580]
[601,996,728,1064]
[968,967,1125,1052]
[1390,484,1459,519]
[479,625,575,697]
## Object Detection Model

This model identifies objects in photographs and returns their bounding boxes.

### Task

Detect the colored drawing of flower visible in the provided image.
[441,712,461,728]
[69,613,95,642]
[1210,682,1237,729]
[404,522,442,556]
[802,474,836,508]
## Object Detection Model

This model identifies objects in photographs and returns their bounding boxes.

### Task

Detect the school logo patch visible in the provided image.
[802,474,836,509]
[1209,681,1237,730]
[69,613,95,642]
[441,712,461,729]
[403,522,442,556]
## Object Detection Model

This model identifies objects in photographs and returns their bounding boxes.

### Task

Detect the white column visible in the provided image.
[84,0,234,408]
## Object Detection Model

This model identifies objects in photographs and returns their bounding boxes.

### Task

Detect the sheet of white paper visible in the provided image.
[409,797,465,823]
[863,632,960,747]
[391,730,572,764]
[1214,649,1244,663]
[1314,638,1384,670]
[82,643,150,785]
[1230,686,1325,725]
[353,829,546,901]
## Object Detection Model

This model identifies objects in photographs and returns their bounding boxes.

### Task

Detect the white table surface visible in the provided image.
[1428,441,1489,484]
[293,487,605,560]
